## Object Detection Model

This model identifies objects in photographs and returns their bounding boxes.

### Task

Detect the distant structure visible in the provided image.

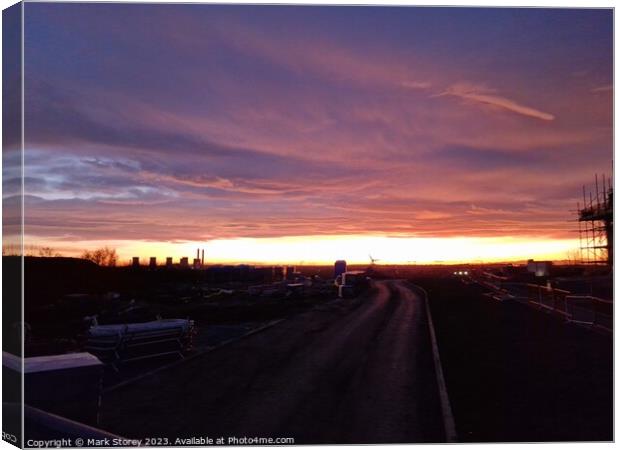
[180,257,189,268]
[149,257,157,269]
[526,259,552,277]
[577,174,613,266]
[285,266,296,281]
[334,260,347,278]
[132,257,140,268]
[166,257,173,268]
[273,266,284,281]
[337,270,367,298]
[193,248,206,269]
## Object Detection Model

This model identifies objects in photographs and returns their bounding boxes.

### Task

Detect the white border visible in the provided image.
[0,2,615,450]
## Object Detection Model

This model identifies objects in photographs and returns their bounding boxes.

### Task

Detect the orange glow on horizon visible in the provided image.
[26,234,581,266]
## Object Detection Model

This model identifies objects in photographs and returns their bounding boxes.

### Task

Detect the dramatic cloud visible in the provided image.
[7,4,612,262]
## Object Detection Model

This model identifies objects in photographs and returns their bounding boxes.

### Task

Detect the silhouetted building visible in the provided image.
[193,258,201,269]
[166,257,173,268]
[180,257,189,269]
[204,264,287,283]
[238,264,251,281]
[273,266,284,281]
[254,267,274,283]
[334,260,347,278]
[149,257,157,269]
[526,260,552,277]
[286,266,296,281]
[132,257,140,268]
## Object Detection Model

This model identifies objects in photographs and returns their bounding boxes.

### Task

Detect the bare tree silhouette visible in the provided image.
[82,246,118,267]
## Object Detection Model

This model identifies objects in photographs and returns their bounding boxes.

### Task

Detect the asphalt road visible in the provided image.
[101,280,445,444]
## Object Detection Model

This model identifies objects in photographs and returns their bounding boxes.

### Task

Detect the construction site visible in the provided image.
[578,174,613,267]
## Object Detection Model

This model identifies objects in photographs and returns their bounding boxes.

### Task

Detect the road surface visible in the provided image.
[101,280,446,444]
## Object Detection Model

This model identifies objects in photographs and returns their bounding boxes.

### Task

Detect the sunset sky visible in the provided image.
[4,4,613,264]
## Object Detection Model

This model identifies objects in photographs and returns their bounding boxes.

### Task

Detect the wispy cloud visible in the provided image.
[401,80,432,90]
[591,84,612,93]
[438,83,555,121]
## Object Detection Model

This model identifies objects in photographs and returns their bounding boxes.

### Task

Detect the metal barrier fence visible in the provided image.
[526,284,571,318]
[526,283,612,333]
[565,295,613,333]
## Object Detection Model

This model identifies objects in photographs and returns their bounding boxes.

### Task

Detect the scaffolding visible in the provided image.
[577,174,613,266]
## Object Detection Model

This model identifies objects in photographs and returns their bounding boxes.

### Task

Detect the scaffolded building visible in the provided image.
[577,174,613,266]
